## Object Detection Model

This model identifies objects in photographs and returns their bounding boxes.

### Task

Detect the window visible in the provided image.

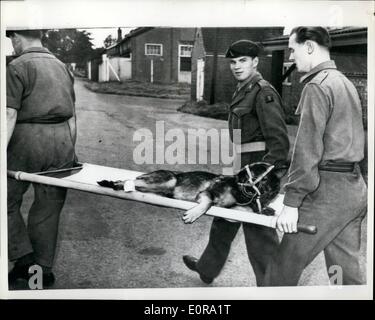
[179,45,192,57]
[282,62,293,86]
[145,44,163,56]
[179,44,193,72]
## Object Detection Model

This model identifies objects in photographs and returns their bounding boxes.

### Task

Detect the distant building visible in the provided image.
[106,27,196,84]
[190,27,285,104]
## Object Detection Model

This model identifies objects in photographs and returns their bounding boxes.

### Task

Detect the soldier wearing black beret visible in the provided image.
[225,39,260,58]
[183,40,290,286]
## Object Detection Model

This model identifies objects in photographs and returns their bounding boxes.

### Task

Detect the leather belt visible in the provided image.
[235,141,266,153]
[17,117,71,124]
[318,161,356,172]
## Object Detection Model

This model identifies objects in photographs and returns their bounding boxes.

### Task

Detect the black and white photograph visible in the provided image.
[0,0,373,300]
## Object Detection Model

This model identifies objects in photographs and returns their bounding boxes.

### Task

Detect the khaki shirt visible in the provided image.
[228,71,289,165]
[284,60,365,207]
[6,47,75,123]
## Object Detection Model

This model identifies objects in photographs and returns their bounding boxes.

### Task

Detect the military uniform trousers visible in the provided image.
[196,151,280,286]
[263,165,367,286]
[7,122,76,267]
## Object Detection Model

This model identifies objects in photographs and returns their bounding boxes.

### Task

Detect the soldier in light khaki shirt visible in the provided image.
[6,29,77,288]
[263,27,367,286]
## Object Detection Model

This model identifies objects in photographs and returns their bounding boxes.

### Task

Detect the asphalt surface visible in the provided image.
[14,78,367,291]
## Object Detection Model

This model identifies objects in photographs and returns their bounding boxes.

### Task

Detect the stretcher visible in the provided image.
[7,163,317,234]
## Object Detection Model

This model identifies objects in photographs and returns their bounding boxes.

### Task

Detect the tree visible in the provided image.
[42,29,96,67]
[103,34,117,48]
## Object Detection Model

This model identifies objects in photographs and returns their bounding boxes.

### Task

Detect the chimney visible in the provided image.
[117,28,122,42]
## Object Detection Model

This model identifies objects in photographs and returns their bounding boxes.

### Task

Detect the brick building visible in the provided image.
[190,27,285,104]
[106,27,196,84]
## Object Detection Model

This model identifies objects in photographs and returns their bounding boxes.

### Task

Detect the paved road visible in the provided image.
[16,78,367,293]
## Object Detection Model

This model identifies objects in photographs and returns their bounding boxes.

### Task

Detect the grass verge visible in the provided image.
[84,80,190,100]
[177,100,229,121]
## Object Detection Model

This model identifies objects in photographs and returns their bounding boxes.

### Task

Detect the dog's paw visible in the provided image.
[260,206,275,216]
[97,180,114,188]
[182,206,207,224]
[97,180,124,191]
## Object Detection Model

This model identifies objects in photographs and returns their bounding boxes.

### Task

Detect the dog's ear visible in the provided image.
[236,167,249,182]
[272,160,290,179]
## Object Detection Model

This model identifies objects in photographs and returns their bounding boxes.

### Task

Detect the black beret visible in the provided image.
[225,40,261,58]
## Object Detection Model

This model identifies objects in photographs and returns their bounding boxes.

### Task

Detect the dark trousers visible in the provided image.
[196,150,280,285]
[7,180,67,267]
[7,122,76,267]
[262,165,367,286]
[197,218,279,285]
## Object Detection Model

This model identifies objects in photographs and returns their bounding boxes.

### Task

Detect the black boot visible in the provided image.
[182,255,214,284]
[8,263,32,284]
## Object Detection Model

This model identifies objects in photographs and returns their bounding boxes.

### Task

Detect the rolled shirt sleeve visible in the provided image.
[283,83,331,207]
[256,88,290,165]
[6,64,24,110]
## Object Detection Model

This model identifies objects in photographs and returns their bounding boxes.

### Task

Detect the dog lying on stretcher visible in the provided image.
[97,162,288,223]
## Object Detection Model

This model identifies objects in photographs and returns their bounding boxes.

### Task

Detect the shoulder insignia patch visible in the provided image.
[265,95,274,103]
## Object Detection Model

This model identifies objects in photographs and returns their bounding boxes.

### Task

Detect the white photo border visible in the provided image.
[1,0,373,300]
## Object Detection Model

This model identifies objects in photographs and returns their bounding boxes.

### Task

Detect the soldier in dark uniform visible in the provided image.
[6,29,77,287]
[263,27,367,286]
[183,40,290,286]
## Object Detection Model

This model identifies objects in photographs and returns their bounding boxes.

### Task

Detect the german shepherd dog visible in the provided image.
[97,162,287,223]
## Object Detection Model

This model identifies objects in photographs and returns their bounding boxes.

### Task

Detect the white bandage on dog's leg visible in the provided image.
[123,180,136,192]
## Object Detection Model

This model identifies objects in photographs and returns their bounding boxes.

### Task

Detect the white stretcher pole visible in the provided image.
[7,170,317,234]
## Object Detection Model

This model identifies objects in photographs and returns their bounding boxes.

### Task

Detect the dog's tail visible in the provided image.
[97,180,124,191]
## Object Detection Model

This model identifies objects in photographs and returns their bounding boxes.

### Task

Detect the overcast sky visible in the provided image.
[2,0,369,55]
[80,27,136,48]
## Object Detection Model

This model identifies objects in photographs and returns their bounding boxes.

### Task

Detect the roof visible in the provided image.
[114,27,155,46]
[262,27,367,51]
[105,27,154,51]
[120,27,154,42]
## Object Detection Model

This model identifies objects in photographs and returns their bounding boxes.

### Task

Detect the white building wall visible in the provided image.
[108,57,132,81]
[98,55,132,82]
[87,61,92,80]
